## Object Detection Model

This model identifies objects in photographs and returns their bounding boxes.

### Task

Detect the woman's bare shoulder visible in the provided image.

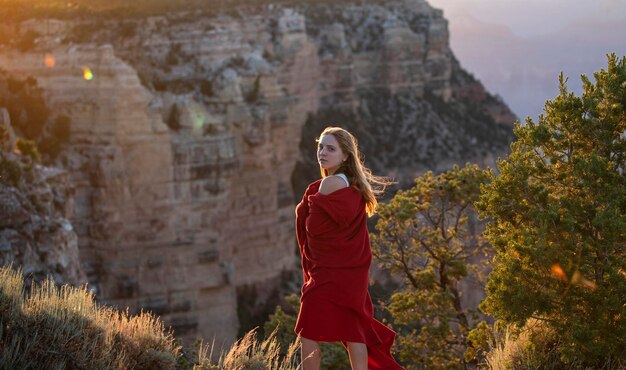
[319,176,348,195]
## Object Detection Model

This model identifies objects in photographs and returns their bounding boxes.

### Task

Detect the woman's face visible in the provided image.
[317,134,348,175]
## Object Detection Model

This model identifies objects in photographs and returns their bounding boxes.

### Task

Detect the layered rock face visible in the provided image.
[0,0,515,344]
[0,112,85,286]
[291,1,516,193]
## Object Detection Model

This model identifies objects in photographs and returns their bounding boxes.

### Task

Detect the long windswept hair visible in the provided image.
[316,126,394,216]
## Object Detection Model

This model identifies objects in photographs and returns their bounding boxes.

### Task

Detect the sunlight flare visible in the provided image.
[44,53,55,68]
[82,66,93,81]
[550,263,567,282]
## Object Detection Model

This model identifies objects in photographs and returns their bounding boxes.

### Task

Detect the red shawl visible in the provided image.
[294,179,404,370]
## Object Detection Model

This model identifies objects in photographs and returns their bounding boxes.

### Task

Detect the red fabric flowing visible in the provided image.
[294,179,404,370]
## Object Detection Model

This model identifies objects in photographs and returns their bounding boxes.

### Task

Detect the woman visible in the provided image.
[294,127,404,370]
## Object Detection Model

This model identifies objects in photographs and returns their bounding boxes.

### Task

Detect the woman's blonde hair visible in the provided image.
[316,126,394,216]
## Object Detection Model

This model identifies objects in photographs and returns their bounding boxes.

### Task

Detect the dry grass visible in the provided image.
[193,328,301,370]
[0,265,302,370]
[0,265,179,369]
[484,319,625,370]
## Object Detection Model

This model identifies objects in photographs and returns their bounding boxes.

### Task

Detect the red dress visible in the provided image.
[294,179,404,370]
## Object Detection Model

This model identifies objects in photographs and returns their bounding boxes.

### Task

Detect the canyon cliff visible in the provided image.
[0,0,516,344]
[0,110,85,287]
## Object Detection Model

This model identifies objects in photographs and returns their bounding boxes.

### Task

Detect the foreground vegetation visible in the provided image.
[0,265,300,370]
[0,265,179,369]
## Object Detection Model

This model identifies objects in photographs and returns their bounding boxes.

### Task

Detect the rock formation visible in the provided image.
[0,0,516,344]
[0,111,85,286]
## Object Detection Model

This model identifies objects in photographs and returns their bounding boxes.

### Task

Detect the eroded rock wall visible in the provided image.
[0,9,319,343]
[0,111,85,286]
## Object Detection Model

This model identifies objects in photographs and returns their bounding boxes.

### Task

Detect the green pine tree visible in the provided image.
[372,163,492,369]
[476,54,626,363]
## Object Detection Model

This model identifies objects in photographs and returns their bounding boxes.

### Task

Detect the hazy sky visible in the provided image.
[426,0,626,120]
[428,0,626,37]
